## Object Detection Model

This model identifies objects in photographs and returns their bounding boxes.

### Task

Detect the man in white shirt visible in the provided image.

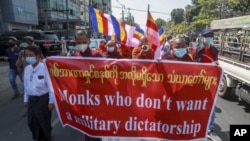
[23,45,54,141]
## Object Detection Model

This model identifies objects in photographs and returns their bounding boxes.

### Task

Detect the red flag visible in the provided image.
[146,10,160,51]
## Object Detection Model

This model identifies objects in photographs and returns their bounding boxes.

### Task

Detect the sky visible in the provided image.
[111,0,192,29]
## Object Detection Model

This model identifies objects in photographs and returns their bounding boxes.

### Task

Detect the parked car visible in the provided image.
[0,30,61,57]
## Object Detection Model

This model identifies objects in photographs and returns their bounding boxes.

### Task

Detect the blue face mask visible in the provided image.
[174,48,187,58]
[204,37,213,45]
[26,57,37,65]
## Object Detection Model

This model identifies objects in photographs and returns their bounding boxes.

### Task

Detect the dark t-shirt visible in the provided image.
[6,46,20,69]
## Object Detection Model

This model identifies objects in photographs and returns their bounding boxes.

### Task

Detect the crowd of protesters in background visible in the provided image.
[5,28,221,141]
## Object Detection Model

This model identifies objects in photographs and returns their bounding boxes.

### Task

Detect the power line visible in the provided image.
[112,6,170,15]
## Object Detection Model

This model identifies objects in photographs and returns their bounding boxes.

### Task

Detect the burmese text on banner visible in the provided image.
[45,57,223,140]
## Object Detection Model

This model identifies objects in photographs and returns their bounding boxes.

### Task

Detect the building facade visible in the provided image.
[37,0,81,36]
[78,0,111,30]
[0,0,38,34]
[0,0,112,35]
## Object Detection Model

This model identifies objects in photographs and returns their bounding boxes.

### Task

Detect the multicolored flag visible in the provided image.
[158,27,166,45]
[146,8,160,51]
[88,5,114,36]
[133,27,145,40]
[110,15,127,43]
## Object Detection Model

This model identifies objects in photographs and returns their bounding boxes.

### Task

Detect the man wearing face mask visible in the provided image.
[196,29,221,141]
[5,36,23,99]
[132,36,154,59]
[104,40,123,59]
[73,30,103,141]
[196,29,219,63]
[23,45,54,141]
[73,30,104,58]
[162,38,193,62]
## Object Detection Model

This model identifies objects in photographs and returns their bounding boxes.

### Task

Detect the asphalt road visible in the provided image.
[0,60,249,141]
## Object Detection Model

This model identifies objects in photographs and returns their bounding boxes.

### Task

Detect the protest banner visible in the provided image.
[45,57,223,140]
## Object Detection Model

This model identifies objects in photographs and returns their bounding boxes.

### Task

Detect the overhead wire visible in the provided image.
[112,5,170,15]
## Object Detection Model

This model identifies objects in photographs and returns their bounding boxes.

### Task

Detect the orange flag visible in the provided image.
[146,8,160,52]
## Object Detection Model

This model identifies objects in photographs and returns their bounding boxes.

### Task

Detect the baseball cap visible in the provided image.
[8,36,18,42]
[19,42,29,48]
[23,36,34,41]
[201,29,214,37]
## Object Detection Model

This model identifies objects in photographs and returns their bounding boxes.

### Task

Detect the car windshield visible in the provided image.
[42,33,59,40]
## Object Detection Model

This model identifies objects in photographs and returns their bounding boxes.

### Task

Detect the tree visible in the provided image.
[185,4,200,23]
[188,0,218,31]
[171,8,184,24]
[228,0,250,16]
[155,18,166,29]
[171,22,185,34]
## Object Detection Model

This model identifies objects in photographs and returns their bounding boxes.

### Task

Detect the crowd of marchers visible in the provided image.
[4,28,222,141]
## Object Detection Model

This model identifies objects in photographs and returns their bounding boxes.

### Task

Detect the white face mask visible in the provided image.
[107,46,115,52]
[75,44,88,52]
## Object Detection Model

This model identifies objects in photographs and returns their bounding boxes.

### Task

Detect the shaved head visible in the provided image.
[140,36,148,45]
[172,38,186,49]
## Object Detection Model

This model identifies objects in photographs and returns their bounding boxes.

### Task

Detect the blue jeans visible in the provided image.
[9,69,23,94]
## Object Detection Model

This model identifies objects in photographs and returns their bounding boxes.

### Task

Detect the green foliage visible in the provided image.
[228,0,250,15]
[185,4,200,23]
[171,8,185,24]
[168,0,250,33]
[155,18,166,29]
[169,22,185,34]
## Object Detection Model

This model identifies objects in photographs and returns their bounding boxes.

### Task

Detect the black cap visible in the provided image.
[201,29,214,37]
[8,36,17,42]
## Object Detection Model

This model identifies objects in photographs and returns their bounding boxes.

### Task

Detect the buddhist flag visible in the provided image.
[88,5,114,36]
[133,27,145,40]
[110,15,127,43]
[158,27,166,45]
[146,7,160,51]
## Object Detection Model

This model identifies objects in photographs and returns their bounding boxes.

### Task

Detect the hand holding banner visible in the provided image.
[45,57,223,140]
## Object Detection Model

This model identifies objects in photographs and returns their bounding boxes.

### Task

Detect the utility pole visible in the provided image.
[66,0,69,35]
[89,0,92,37]
[116,0,125,22]
[122,8,124,22]
[44,1,49,30]
[183,10,186,34]
[45,10,48,30]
